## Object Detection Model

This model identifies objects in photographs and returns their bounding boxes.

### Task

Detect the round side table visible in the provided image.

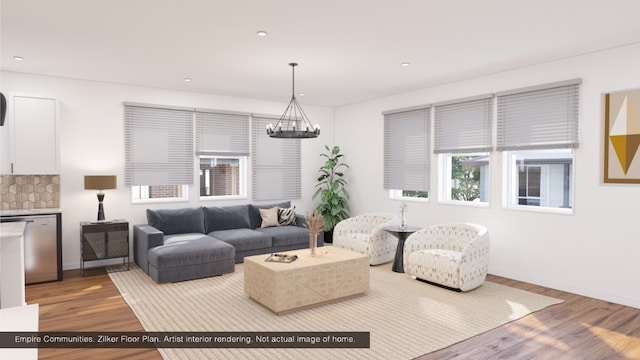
[383,225,421,273]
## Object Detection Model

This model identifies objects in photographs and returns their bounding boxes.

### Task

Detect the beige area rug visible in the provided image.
[109,261,562,360]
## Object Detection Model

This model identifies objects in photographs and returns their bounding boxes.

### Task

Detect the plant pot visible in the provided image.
[324,229,334,243]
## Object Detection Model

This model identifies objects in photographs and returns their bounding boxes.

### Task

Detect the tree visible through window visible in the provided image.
[439,153,489,204]
[451,155,481,201]
[402,190,429,198]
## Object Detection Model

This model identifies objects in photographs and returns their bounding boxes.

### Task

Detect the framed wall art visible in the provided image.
[603,88,640,183]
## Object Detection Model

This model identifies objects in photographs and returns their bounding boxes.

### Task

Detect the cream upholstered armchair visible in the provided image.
[333,213,399,265]
[403,223,489,291]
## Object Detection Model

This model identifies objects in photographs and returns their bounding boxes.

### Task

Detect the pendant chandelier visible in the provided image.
[266,63,320,138]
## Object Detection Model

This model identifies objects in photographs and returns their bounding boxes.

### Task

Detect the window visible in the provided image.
[195,110,250,200]
[434,95,493,205]
[124,103,193,203]
[497,79,580,211]
[439,153,489,203]
[389,189,429,201]
[199,156,246,199]
[505,149,573,209]
[383,106,431,201]
[131,185,189,203]
[251,114,301,201]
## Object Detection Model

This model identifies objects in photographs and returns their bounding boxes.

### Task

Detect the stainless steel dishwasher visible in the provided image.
[0,213,62,284]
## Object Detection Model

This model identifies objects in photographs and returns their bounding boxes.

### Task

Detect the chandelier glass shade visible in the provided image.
[266,63,320,139]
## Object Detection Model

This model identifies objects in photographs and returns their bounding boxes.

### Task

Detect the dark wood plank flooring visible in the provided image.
[25,270,640,360]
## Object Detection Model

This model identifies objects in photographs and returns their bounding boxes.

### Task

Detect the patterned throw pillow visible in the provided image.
[259,207,280,228]
[278,206,297,226]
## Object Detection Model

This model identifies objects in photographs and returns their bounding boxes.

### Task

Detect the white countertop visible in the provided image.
[0,208,61,217]
[0,222,27,239]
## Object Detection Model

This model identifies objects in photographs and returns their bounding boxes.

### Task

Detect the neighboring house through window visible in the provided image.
[508,150,573,208]
[199,156,246,198]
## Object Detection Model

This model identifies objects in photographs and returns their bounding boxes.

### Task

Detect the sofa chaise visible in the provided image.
[134,201,323,283]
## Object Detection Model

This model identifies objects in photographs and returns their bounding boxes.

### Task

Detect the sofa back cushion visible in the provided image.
[204,205,251,233]
[146,207,205,235]
[248,201,291,229]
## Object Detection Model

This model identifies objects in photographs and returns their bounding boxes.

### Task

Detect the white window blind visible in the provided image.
[497,79,581,151]
[251,114,301,200]
[383,106,431,191]
[124,103,194,186]
[434,94,493,153]
[195,110,250,156]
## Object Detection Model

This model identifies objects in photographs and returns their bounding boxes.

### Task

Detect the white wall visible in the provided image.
[0,72,336,273]
[334,43,640,308]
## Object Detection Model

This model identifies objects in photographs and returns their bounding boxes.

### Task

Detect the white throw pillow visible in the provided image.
[259,207,280,228]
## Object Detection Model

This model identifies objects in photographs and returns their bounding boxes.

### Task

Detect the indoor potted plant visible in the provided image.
[313,145,350,243]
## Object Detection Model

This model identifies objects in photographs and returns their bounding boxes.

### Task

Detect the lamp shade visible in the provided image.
[84,175,117,191]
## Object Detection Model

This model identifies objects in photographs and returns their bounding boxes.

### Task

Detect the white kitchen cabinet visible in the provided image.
[1,95,59,174]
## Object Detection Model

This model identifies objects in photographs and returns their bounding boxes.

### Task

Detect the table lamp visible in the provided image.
[84,175,117,221]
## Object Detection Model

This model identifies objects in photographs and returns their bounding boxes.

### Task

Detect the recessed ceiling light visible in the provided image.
[183,78,192,82]
[13,56,24,61]
[401,62,410,67]
[257,30,268,37]
[299,93,305,97]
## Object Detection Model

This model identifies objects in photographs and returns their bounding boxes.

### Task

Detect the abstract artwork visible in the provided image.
[603,88,640,183]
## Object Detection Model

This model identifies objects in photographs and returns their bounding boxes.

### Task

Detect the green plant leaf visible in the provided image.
[313,144,349,229]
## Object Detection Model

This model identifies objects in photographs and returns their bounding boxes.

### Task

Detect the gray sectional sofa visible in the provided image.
[133,201,324,283]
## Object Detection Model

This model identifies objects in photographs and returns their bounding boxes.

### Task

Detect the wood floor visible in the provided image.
[25,270,640,360]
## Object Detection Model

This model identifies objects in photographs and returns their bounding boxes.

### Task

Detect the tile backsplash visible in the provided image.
[0,175,60,210]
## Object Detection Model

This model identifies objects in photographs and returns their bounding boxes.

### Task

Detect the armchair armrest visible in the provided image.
[334,213,398,237]
[133,224,164,274]
[460,231,490,275]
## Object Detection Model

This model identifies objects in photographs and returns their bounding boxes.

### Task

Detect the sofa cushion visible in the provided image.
[148,237,235,269]
[163,233,211,245]
[208,228,272,252]
[147,207,205,235]
[249,201,291,229]
[203,205,251,233]
[255,225,309,247]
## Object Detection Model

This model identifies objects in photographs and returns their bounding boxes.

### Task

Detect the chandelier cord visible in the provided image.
[290,62,297,100]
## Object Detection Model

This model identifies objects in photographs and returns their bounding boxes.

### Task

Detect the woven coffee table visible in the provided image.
[244,246,369,314]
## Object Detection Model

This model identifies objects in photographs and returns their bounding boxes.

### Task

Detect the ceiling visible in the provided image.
[2,0,640,107]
